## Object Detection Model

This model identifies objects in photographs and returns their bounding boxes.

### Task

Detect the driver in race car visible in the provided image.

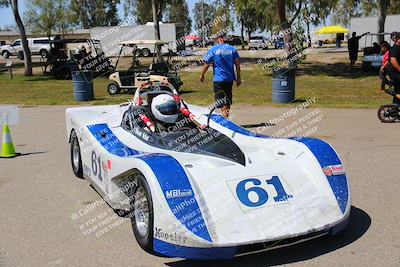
[150,94,197,133]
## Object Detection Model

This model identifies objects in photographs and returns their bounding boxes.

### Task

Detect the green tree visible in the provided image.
[70,0,120,28]
[301,0,336,47]
[105,0,120,26]
[165,0,192,35]
[0,0,32,76]
[193,1,216,43]
[124,0,169,25]
[25,0,71,38]
[234,1,267,47]
[331,0,360,27]
[211,4,232,35]
[332,0,400,42]
[276,0,303,66]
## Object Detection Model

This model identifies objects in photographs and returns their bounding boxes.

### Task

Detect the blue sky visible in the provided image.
[0,1,323,35]
[0,0,198,29]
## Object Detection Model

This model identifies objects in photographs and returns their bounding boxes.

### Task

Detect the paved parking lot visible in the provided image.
[0,105,399,266]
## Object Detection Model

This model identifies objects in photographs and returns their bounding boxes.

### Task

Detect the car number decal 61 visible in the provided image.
[91,151,103,181]
[231,176,293,209]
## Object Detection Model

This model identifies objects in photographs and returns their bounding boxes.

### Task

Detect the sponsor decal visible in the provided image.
[132,127,150,141]
[83,164,92,176]
[323,164,345,176]
[227,175,294,211]
[165,189,193,199]
[154,227,187,244]
[102,159,112,179]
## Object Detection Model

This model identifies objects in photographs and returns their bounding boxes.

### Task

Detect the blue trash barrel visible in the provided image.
[72,71,94,101]
[272,68,295,103]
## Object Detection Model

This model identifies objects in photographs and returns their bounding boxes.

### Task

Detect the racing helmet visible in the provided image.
[151,94,179,123]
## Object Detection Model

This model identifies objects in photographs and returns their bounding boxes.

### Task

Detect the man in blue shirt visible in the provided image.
[200,34,241,118]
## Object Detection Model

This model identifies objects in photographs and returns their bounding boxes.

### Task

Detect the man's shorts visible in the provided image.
[213,82,233,108]
[349,51,358,61]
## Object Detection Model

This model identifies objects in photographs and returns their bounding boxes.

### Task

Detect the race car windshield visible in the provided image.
[122,109,246,165]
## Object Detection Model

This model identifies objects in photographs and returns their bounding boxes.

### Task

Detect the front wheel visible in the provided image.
[377,105,398,123]
[70,130,83,178]
[2,50,10,58]
[40,49,49,58]
[129,173,154,252]
[107,82,120,95]
[141,48,151,57]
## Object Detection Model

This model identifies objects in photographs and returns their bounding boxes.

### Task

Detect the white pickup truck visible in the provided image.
[0,37,52,58]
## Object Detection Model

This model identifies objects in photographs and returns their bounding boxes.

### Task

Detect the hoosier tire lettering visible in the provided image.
[154,227,187,244]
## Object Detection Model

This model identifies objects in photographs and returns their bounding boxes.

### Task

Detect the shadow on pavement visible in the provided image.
[297,62,379,78]
[18,151,48,156]
[165,206,370,267]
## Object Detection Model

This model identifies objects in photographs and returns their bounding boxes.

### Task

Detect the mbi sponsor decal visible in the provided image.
[323,164,346,176]
[165,189,193,199]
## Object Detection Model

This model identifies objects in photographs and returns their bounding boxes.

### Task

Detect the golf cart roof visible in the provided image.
[119,39,169,45]
[365,32,392,36]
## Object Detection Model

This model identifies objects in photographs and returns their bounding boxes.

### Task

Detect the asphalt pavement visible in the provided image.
[0,105,399,267]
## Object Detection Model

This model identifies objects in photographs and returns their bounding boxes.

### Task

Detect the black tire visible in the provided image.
[129,172,154,253]
[2,50,10,58]
[107,82,120,95]
[141,48,151,57]
[377,105,398,123]
[55,67,72,80]
[70,130,84,178]
[40,49,49,58]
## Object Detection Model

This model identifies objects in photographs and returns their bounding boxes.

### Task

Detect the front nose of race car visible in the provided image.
[151,138,350,259]
[180,138,350,250]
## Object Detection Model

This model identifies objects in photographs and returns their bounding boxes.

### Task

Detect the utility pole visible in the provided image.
[202,0,205,47]
[151,0,163,62]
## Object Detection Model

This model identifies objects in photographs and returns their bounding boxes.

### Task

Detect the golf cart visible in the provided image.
[45,37,114,79]
[362,33,393,71]
[107,39,183,95]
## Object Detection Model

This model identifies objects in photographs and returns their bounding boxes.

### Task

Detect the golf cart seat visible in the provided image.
[149,62,170,74]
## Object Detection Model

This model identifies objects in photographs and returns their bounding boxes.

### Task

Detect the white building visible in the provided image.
[350,14,400,48]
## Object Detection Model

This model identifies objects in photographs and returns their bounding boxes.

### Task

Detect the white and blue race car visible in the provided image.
[66,83,350,260]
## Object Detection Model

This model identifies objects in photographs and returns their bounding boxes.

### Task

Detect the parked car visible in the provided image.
[0,37,53,59]
[227,36,244,46]
[249,36,268,50]
[274,37,285,49]
[361,33,392,71]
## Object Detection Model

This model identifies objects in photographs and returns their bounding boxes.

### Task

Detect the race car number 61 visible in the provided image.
[236,176,293,207]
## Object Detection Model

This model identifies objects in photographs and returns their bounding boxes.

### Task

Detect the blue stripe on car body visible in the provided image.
[294,137,349,213]
[137,153,212,243]
[87,124,212,243]
[87,124,139,157]
[154,238,235,259]
[208,114,268,138]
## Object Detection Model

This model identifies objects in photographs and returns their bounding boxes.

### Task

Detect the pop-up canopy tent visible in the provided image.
[316,25,349,35]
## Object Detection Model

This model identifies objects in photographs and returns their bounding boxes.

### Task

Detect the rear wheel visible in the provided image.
[129,173,154,252]
[107,82,120,95]
[141,48,151,57]
[54,67,71,80]
[377,105,398,123]
[70,130,83,178]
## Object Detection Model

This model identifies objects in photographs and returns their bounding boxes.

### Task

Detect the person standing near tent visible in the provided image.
[348,31,369,69]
